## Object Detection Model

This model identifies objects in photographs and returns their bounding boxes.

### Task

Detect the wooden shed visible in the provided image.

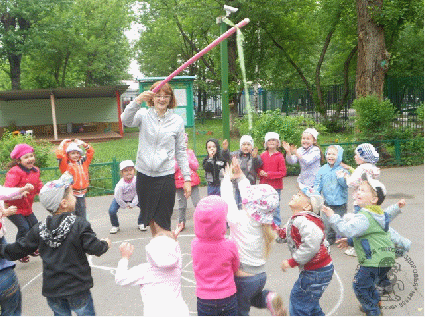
[0,85,128,143]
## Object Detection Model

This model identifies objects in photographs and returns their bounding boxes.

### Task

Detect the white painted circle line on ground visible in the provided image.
[327,269,344,316]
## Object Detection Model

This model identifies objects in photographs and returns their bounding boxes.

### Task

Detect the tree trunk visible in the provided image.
[8,54,21,90]
[356,0,389,99]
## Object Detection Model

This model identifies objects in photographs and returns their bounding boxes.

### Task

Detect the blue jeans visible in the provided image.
[0,267,21,316]
[289,264,334,316]
[46,290,95,316]
[74,196,87,219]
[197,294,238,316]
[273,189,282,227]
[353,266,391,316]
[234,186,242,209]
[207,185,220,196]
[108,198,144,227]
[7,213,38,240]
[234,272,269,316]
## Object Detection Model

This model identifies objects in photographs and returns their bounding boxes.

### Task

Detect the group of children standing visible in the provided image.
[0,125,411,316]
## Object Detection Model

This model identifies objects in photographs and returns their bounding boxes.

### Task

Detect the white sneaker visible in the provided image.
[138,224,147,231]
[110,226,120,234]
[345,247,357,257]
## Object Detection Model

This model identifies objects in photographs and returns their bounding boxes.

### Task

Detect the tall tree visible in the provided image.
[0,0,62,89]
[355,0,388,99]
[21,0,135,88]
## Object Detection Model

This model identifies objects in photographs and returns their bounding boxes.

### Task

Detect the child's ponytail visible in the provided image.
[313,139,325,164]
[262,224,277,259]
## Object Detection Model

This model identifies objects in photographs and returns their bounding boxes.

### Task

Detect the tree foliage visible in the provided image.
[0,0,136,89]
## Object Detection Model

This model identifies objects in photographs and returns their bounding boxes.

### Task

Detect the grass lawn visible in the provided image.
[42,118,356,166]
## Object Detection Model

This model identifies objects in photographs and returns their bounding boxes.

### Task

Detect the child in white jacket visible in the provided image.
[115,232,189,316]
[108,160,144,234]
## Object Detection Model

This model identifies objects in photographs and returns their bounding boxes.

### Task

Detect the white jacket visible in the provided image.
[115,236,189,316]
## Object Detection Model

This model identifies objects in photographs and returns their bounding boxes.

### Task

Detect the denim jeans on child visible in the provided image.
[46,290,95,316]
[289,264,334,316]
[108,198,144,227]
[353,265,391,316]
[7,213,38,240]
[273,189,282,227]
[0,266,21,316]
[207,185,220,196]
[234,272,270,316]
[75,196,87,220]
[197,294,238,316]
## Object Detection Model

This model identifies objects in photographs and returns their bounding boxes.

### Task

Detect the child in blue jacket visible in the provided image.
[313,145,348,244]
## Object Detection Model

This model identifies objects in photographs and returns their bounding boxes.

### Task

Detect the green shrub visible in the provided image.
[235,109,327,148]
[0,130,52,170]
[352,95,396,139]
[416,103,424,126]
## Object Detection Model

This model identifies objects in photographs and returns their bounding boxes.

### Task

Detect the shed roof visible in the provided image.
[0,85,129,101]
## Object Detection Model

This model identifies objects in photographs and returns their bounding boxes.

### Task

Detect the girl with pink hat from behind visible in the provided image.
[4,143,43,263]
[221,157,286,316]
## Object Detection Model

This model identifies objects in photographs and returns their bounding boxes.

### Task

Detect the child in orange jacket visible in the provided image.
[56,139,94,219]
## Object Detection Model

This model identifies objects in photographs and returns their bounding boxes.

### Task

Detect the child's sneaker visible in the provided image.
[344,247,357,257]
[110,226,120,234]
[18,256,30,263]
[275,237,285,244]
[266,292,286,316]
[138,224,147,231]
[30,250,40,257]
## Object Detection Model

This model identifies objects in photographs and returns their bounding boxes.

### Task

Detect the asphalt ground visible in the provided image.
[5,165,424,316]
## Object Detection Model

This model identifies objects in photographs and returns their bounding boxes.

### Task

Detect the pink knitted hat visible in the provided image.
[242,184,279,224]
[10,143,34,160]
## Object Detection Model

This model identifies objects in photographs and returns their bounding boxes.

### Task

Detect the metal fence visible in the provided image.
[194,76,424,130]
[0,137,422,197]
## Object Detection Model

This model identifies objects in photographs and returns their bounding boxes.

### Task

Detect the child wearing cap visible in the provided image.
[191,195,240,316]
[0,173,111,315]
[221,157,286,316]
[116,231,189,316]
[258,132,287,228]
[322,173,405,316]
[222,135,263,208]
[339,142,381,256]
[4,143,43,263]
[55,138,94,219]
[108,160,145,234]
[276,190,333,316]
[282,128,323,190]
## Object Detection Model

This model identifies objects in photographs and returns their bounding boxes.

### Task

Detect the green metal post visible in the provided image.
[220,19,230,145]
[394,140,401,164]
[111,158,120,189]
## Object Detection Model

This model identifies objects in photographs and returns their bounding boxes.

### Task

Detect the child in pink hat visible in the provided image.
[191,195,240,316]
[4,143,43,263]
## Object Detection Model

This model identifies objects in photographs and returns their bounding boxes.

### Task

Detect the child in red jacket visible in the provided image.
[4,143,43,263]
[258,132,287,228]
[56,139,94,219]
[174,133,201,233]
